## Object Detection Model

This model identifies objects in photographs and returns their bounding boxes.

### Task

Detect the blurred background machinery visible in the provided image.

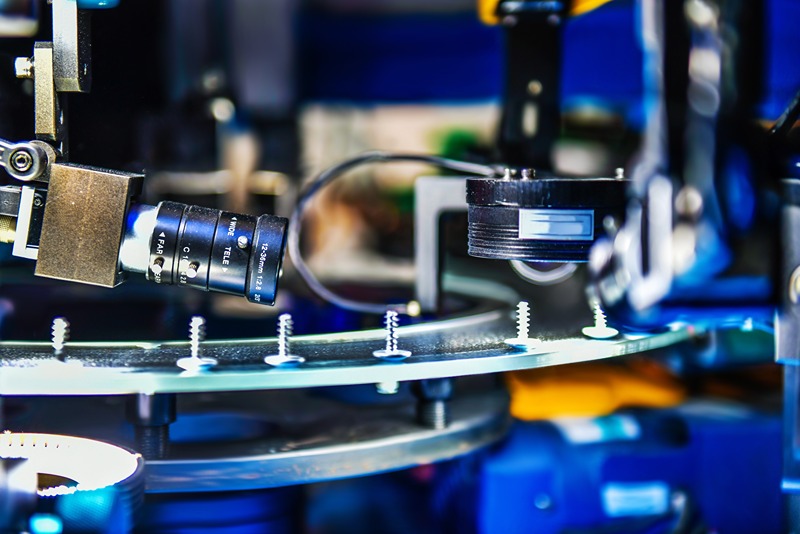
[0,0,797,532]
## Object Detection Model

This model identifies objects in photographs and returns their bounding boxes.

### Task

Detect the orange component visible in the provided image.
[477,0,501,25]
[506,359,686,420]
[478,0,615,26]
[571,0,615,16]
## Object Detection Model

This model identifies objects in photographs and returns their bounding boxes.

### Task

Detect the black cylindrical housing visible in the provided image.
[143,201,288,305]
[467,176,629,262]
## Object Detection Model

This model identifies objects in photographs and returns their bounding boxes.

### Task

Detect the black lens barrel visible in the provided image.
[147,201,287,305]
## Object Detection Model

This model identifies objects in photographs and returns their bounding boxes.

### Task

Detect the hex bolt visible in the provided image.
[126,393,176,460]
[176,316,218,371]
[413,378,453,430]
[10,150,33,173]
[264,313,304,367]
[582,300,619,339]
[505,301,540,349]
[51,317,69,362]
[373,310,411,361]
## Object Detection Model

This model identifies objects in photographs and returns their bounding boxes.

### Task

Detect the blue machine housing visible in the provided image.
[478,407,782,534]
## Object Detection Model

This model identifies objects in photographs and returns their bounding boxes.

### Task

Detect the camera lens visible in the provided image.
[121,201,288,305]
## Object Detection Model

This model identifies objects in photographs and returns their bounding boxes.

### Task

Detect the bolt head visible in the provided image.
[185,262,200,279]
[527,81,543,97]
[150,258,164,275]
[10,150,33,173]
[376,381,400,395]
[14,57,33,79]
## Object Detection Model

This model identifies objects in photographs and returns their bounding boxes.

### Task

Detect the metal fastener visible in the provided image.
[376,381,400,395]
[373,310,411,361]
[505,301,540,349]
[10,150,33,173]
[151,257,164,275]
[14,57,33,79]
[265,313,305,366]
[51,317,69,362]
[185,262,200,279]
[237,235,249,249]
[582,301,619,339]
[176,316,218,371]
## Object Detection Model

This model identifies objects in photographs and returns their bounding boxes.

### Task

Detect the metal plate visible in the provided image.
[6,386,510,493]
[0,301,695,396]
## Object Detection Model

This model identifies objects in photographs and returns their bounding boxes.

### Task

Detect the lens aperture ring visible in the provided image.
[208,212,257,295]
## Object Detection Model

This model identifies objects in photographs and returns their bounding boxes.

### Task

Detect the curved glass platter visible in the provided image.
[0,300,696,396]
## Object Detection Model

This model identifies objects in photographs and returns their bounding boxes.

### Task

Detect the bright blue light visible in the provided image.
[30,514,63,534]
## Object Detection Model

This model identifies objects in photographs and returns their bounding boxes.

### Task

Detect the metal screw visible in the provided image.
[413,378,453,430]
[51,317,69,361]
[376,381,400,395]
[505,301,540,349]
[14,57,33,79]
[32,194,43,208]
[151,257,164,275]
[582,301,619,339]
[237,235,249,249]
[176,316,218,371]
[10,150,33,173]
[373,310,412,361]
[265,313,305,366]
[185,262,200,279]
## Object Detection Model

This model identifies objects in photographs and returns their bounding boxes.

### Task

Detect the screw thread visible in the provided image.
[593,303,608,329]
[384,310,399,352]
[51,317,69,356]
[277,313,293,357]
[516,301,530,339]
[135,425,169,460]
[189,316,205,359]
[418,400,449,430]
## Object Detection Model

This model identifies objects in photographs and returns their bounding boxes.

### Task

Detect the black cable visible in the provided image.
[770,88,800,138]
[288,151,497,314]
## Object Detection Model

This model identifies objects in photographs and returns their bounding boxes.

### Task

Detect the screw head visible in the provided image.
[376,381,399,395]
[527,80,543,97]
[237,235,249,249]
[14,57,33,79]
[185,262,200,279]
[151,257,164,275]
[10,150,33,173]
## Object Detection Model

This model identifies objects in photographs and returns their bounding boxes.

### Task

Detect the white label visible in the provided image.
[551,415,640,444]
[601,482,670,517]
[518,209,594,241]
